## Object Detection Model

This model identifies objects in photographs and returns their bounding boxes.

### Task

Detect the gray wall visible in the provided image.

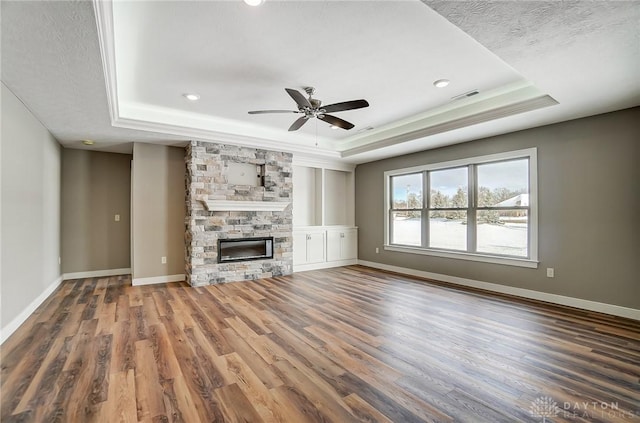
[132,143,185,281]
[61,149,131,273]
[1,83,61,330]
[355,107,640,309]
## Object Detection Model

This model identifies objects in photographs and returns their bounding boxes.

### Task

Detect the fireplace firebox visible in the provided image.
[218,237,274,263]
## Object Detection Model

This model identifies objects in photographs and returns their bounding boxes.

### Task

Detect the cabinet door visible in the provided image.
[341,229,358,260]
[293,232,309,265]
[326,229,358,261]
[306,232,326,264]
[326,230,342,262]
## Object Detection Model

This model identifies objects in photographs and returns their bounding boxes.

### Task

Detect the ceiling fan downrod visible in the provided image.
[304,87,322,111]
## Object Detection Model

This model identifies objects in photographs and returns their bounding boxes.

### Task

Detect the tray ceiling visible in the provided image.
[2,1,638,163]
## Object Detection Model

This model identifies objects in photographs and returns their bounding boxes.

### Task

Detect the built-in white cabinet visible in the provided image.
[292,158,357,272]
[326,228,357,262]
[293,230,326,265]
[293,226,357,271]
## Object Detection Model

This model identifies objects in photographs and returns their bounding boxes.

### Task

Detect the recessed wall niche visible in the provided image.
[227,162,265,187]
[292,165,354,227]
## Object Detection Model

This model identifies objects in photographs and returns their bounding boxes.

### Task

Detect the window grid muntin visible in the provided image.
[387,155,532,259]
[389,173,423,247]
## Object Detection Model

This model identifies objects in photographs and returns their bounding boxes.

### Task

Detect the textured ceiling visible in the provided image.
[1,1,639,162]
[427,1,637,59]
[0,1,186,153]
[427,0,639,107]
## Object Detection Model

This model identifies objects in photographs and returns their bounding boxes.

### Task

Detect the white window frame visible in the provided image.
[383,148,538,268]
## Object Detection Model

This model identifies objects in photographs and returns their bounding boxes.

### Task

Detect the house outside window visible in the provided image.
[384,148,538,268]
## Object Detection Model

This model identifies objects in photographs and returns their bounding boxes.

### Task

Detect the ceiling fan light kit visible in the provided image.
[248,87,369,132]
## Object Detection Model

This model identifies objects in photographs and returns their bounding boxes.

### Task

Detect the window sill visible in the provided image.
[384,245,539,269]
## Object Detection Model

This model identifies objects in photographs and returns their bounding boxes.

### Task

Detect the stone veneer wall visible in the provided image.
[185,141,293,286]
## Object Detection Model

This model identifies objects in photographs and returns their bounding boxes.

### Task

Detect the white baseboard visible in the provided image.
[62,268,131,280]
[1,275,64,345]
[294,259,358,273]
[132,274,185,286]
[358,260,640,321]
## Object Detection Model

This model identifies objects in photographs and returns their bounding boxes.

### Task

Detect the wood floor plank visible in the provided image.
[169,375,205,423]
[182,326,229,389]
[160,315,227,422]
[96,301,117,335]
[1,310,70,420]
[111,320,136,372]
[269,384,330,423]
[221,327,284,390]
[222,352,283,423]
[2,266,639,422]
[1,321,47,389]
[305,324,403,386]
[265,322,344,379]
[65,320,103,422]
[214,383,264,423]
[89,333,113,405]
[342,393,395,423]
[115,294,130,322]
[12,336,71,415]
[150,290,173,318]
[98,370,137,423]
[271,359,359,423]
[147,324,182,381]
[134,340,166,421]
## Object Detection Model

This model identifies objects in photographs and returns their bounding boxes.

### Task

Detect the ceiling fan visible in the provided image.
[248,87,369,132]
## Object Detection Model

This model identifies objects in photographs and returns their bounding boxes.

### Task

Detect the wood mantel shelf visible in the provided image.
[200,200,290,212]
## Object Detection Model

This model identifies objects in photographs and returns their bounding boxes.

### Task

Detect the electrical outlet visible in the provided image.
[115,214,120,222]
[546,268,555,278]
[375,247,379,254]
[161,256,167,264]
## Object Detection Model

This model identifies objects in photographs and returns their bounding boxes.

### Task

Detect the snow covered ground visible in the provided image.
[391,218,528,257]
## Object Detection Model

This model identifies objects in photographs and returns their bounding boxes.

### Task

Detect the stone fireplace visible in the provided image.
[185,141,292,286]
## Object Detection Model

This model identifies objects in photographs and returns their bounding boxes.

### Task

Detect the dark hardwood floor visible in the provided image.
[1,265,639,422]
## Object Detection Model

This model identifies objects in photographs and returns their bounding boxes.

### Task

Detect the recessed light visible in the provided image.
[183,93,200,101]
[82,140,95,146]
[433,79,450,88]
[244,0,264,6]
[330,125,340,130]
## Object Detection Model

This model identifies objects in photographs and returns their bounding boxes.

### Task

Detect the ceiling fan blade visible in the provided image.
[248,110,299,114]
[285,88,312,109]
[321,99,369,113]
[318,114,355,130]
[288,116,309,131]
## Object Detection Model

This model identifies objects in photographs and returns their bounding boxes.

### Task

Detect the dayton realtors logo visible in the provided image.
[530,396,638,421]
[529,396,559,422]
